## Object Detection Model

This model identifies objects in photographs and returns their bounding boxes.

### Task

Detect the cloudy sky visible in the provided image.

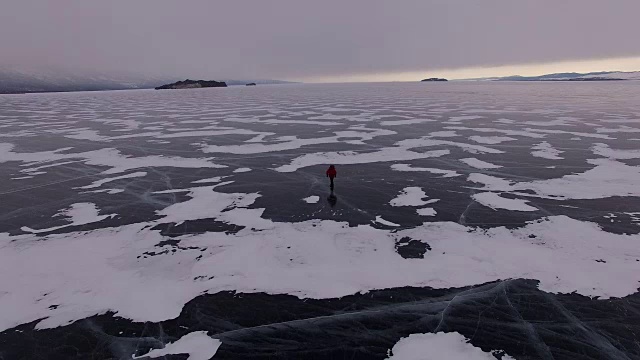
[1,0,639,82]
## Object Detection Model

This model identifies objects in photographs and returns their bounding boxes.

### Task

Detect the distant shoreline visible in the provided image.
[2,79,639,95]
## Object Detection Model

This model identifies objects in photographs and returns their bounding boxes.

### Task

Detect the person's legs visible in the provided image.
[330,177,334,189]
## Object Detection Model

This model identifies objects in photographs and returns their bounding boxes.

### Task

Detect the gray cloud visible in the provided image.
[1,0,639,80]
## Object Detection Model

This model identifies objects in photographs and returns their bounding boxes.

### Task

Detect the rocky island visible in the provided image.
[421,78,448,82]
[155,79,227,90]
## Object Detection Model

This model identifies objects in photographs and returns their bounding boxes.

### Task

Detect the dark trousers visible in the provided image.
[329,177,335,189]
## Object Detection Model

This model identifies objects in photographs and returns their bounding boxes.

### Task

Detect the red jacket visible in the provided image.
[326,166,337,179]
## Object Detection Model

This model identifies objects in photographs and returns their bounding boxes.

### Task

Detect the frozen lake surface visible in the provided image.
[1,82,639,359]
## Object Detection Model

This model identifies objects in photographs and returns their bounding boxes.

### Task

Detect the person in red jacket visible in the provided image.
[326,165,337,189]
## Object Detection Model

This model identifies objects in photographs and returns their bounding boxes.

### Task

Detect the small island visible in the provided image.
[155,79,227,90]
[421,78,448,82]
[245,83,257,86]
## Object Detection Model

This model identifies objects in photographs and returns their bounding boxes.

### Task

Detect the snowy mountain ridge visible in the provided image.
[465,71,640,81]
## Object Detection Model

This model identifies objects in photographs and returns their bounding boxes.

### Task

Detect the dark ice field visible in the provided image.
[1,82,640,359]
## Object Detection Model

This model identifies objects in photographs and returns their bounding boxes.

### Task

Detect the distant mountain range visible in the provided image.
[0,68,172,94]
[465,71,640,82]
[0,68,296,94]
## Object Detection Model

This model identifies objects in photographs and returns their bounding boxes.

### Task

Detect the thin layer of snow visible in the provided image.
[303,196,320,204]
[21,160,82,174]
[387,332,514,360]
[157,129,264,139]
[200,128,394,154]
[81,188,125,195]
[133,331,221,360]
[263,119,342,126]
[192,176,225,184]
[427,131,459,137]
[380,119,436,126]
[78,171,147,189]
[472,192,537,212]
[375,216,400,227]
[524,118,576,127]
[0,143,225,175]
[275,149,449,172]
[596,126,640,134]
[307,113,346,120]
[445,126,546,138]
[20,203,116,234]
[390,164,461,178]
[447,115,484,122]
[397,138,503,154]
[524,128,614,139]
[468,135,517,144]
[460,158,502,169]
[66,128,268,142]
[531,141,564,160]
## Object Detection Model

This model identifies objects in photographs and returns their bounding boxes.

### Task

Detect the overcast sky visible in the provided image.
[1,0,639,81]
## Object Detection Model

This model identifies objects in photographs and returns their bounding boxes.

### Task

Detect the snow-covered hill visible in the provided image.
[466,71,640,82]
[0,67,178,94]
[579,71,640,80]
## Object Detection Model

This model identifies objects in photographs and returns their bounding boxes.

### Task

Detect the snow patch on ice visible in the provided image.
[427,131,459,138]
[387,332,514,360]
[303,196,320,204]
[81,188,125,195]
[20,203,116,234]
[275,149,449,173]
[133,331,221,360]
[375,216,400,227]
[445,126,545,139]
[390,164,461,178]
[200,128,395,154]
[416,208,437,216]
[460,158,502,169]
[155,183,268,228]
[472,192,537,212]
[525,128,614,139]
[380,119,436,126]
[1,199,640,333]
[447,115,484,122]
[596,126,640,134]
[233,167,252,173]
[192,176,225,184]
[78,171,147,189]
[531,141,564,160]
[468,158,640,199]
[592,143,640,159]
[396,138,503,154]
[390,187,434,207]
[0,143,226,175]
[468,135,517,144]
